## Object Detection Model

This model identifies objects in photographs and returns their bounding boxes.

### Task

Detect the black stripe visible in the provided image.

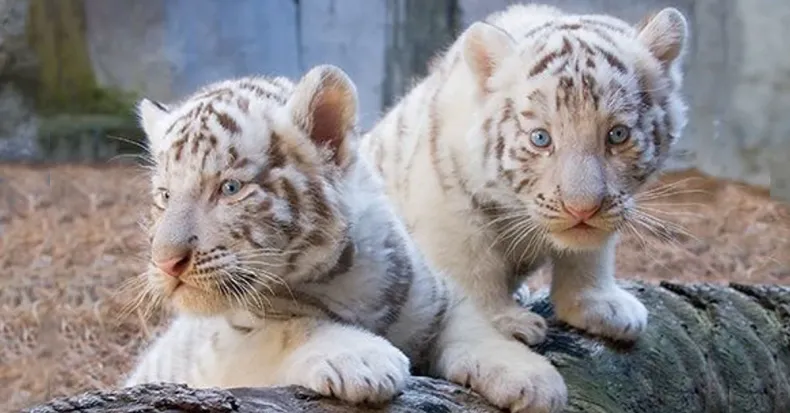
[374,230,416,335]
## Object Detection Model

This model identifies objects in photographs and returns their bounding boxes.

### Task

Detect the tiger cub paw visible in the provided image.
[438,339,567,413]
[492,306,549,346]
[554,285,648,342]
[284,337,410,405]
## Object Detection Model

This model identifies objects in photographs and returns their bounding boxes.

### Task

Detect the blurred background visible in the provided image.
[2,0,790,193]
[0,0,788,410]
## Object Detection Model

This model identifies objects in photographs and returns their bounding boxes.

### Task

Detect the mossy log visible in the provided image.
[22,282,790,413]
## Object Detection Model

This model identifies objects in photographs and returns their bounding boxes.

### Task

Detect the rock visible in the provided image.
[0,0,33,76]
[0,0,39,161]
[0,83,38,160]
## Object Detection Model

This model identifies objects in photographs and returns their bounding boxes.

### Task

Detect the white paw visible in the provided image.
[284,340,410,405]
[555,286,648,341]
[438,339,568,413]
[492,306,548,345]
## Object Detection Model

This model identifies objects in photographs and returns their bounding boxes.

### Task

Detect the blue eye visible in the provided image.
[221,179,243,196]
[529,129,553,149]
[607,125,630,145]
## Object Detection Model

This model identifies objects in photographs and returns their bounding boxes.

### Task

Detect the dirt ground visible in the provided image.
[1,163,788,411]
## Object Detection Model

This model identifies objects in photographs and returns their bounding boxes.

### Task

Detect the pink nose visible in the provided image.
[155,253,192,278]
[563,203,601,221]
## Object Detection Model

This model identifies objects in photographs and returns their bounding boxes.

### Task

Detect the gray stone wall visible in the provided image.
[82,0,387,128]
[0,0,38,160]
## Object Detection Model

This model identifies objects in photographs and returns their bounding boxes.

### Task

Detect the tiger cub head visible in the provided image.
[136,65,358,315]
[462,7,688,250]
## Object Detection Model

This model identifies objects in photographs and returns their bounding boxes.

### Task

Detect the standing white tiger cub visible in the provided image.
[123,64,567,412]
[361,4,689,344]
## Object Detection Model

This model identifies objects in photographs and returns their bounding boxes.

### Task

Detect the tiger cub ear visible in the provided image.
[288,64,358,169]
[137,98,171,152]
[636,7,689,69]
[461,21,516,92]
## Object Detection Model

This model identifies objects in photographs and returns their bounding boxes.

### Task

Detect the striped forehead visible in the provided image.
[516,25,642,115]
[522,27,635,78]
[159,93,283,175]
[515,14,635,44]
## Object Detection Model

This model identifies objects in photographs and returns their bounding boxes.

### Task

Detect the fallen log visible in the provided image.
[21,282,790,413]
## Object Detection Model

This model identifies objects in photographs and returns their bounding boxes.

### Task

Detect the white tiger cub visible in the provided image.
[361,4,688,344]
[123,65,567,412]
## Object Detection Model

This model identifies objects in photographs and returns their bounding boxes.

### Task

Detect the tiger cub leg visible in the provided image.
[279,319,411,405]
[550,236,648,341]
[126,316,410,404]
[446,251,549,345]
[123,315,209,387]
[489,287,549,346]
[431,298,568,413]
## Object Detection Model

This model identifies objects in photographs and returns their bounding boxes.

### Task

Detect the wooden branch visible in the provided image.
[21,378,500,413]
[22,282,790,413]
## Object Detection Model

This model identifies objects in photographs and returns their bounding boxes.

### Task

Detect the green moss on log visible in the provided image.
[526,282,790,412]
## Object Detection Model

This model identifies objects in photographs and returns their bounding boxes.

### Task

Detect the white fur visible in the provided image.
[124,64,569,412]
[126,314,411,404]
[361,3,688,344]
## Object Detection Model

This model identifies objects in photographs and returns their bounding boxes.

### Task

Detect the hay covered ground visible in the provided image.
[1,163,788,411]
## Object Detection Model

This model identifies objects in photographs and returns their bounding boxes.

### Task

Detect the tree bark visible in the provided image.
[381,0,460,110]
[21,282,790,413]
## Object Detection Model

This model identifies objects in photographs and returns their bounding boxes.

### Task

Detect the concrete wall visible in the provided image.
[83,0,387,128]
[3,0,788,197]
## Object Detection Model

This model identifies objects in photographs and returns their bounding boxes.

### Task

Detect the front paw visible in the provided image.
[438,339,567,413]
[284,339,410,405]
[492,306,548,345]
[555,286,648,341]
